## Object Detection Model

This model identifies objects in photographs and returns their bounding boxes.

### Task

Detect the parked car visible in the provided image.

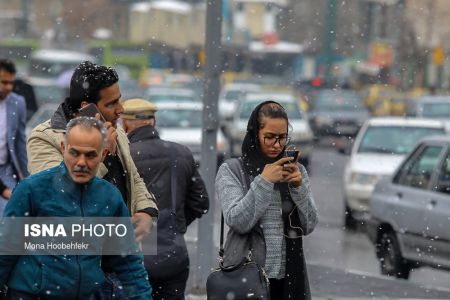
[309,89,370,138]
[154,102,230,166]
[226,92,314,168]
[367,135,450,279]
[343,117,447,228]
[413,96,450,125]
[218,82,261,121]
[145,86,197,103]
[32,83,67,107]
[26,103,59,137]
[28,49,96,86]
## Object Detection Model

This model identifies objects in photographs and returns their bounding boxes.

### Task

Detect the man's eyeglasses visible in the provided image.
[263,135,291,146]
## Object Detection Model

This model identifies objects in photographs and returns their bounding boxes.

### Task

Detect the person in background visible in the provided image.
[0,59,28,215]
[0,117,152,299]
[13,78,38,121]
[26,61,158,299]
[121,99,209,300]
[215,101,318,300]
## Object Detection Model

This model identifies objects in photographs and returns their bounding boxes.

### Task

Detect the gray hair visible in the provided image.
[65,117,108,147]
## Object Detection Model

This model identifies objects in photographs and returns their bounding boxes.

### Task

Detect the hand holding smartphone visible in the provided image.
[284,144,300,163]
[78,103,106,122]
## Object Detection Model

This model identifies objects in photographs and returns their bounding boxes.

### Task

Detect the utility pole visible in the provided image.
[425,0,436,88]
[19,0,29,37]
[324,0,337,79]
[194,0,222,291]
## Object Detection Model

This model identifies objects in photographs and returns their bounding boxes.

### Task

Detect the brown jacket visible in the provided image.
[27,105,158,215]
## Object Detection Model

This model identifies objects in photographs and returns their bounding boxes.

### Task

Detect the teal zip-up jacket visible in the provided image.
[0,162,152,300]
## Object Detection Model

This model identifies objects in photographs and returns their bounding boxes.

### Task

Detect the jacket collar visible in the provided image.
[127,125,160,143]
[50,103,71,130]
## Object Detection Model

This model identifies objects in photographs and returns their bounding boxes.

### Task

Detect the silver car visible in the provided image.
[154,102,230,165]
[367,135,450,279]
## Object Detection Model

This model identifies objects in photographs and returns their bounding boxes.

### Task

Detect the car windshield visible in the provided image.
[314,91,365,111]
[358,126,445,155]
[27,107,56,129]
[239,101,302,119]
[147,94,194,103]
[157,109,202,128]
[224,90,243,101]
[422,103,450,118]
[34,85,66,105]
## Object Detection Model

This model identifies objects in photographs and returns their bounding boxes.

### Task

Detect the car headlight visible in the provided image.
[350,172,380,185]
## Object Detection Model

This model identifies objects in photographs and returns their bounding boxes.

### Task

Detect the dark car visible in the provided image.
[309,89,370,138]
[367,135,450,279]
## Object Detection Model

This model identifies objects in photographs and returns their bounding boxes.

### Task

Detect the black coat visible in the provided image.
[128,125,209,233]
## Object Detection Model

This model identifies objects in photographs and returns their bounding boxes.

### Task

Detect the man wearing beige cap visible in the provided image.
[122,98,209,300]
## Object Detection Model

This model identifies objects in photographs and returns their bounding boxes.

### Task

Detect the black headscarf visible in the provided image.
[241,100,285,176]
[241,100,310,300]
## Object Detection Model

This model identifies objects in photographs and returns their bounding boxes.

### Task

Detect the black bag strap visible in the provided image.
[169,143,177,213]
[219,158,251,258]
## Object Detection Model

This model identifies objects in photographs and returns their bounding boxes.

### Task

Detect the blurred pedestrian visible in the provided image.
[122,99,209,300]
[0,117,152,299]
[215,101,318,300]
[0,59,28,215]
[26,61,158,299]
[13,78,38,121]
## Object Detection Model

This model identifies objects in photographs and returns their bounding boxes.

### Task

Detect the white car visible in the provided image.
[227,92,314,168]
[154,102,230,165]
[145,86,197,103]
[218,83,261,121]
[343,117,448,228]
[26,103,59,138]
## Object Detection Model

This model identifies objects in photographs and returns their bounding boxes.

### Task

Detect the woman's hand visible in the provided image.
[261,157,293,183]
[283,156,302,188]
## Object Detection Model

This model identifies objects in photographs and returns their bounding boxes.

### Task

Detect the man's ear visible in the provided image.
[60,141,65,153]
[80,101,89,108]
[101,149,109,161]
[151,118,156,127]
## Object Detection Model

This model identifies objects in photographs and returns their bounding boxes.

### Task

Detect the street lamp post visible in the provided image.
[194,0,223,292]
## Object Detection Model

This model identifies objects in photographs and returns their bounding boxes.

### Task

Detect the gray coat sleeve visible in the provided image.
[215,162,277,234]
[289,164,318,235]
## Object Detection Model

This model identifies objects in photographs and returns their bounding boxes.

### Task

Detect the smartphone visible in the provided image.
[79,103,105,122]
[284,149,300,162]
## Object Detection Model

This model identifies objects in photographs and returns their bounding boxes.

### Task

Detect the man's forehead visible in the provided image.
[67,144,99,154]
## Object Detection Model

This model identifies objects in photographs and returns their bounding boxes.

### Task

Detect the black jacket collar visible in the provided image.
[50,103,71,130]
[127,125,160,142]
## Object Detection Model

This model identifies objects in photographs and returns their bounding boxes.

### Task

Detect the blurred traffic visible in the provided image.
[3,0,450,294]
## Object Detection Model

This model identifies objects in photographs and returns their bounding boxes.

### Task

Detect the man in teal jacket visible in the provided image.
[0,117,152,299]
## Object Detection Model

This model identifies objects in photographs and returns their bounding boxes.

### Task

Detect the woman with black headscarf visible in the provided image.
[215,101,318,300]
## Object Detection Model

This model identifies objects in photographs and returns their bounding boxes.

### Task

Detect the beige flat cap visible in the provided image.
[121,98,158,120]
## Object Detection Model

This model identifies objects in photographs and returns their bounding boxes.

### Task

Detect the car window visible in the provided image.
[357,126,445,155]
[433,151,450,194]
[395,145,443,189]
[224,90,243,101]
[157,109,202,128]
[421,103,450,118]
[314,91,364,111]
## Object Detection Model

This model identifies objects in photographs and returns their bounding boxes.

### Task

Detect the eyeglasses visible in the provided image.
[263,135,290,146]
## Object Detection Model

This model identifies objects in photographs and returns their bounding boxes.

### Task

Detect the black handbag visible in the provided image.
[206,214,270,300]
